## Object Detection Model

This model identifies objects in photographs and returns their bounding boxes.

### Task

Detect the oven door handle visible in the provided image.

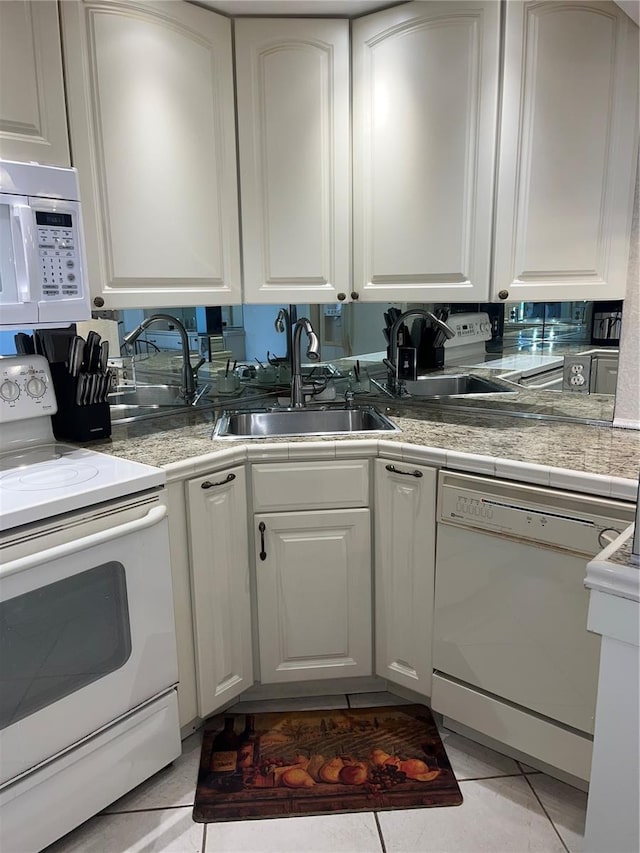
[1,505,168,579]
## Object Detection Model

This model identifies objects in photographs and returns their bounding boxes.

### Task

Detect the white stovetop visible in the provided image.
[0,443,164,532]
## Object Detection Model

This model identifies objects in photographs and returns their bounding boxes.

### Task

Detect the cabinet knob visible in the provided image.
[350,291,360,300]
[93,296,105,308]
[201,472,236,489]
[337,292,346,302]
[497,290,509,300]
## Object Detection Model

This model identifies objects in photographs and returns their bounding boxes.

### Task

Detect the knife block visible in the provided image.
[49,363,112,443]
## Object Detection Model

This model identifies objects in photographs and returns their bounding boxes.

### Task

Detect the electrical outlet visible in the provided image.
[563,355,592,393]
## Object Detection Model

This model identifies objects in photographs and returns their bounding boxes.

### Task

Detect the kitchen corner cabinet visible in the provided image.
[187,466,253,719]
[493,0,639,303]
[352,0,501,303]
[252,458,372,683]
[0,1,70,166]
[235,19,351,304]
[60,0,241,310]
[374,460,437,698]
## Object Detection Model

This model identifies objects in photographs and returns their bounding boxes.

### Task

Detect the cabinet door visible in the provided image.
[0,1,70,166]
[352,0,500,303]
[493,1,639,303]
[236,19,350,304]
[187,467,252,718]
[255,509,371,683]
[374,460,437,698]
[61,0,241,310]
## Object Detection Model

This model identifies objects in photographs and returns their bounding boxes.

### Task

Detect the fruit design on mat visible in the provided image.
[400,758,440,782]
[318,756,345,783]
[281,768,315,788]
[338,759,368,786]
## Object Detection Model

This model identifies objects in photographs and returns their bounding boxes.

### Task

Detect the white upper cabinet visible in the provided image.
[60,0,242,310]
[235,19,351,304]
[352,0,501,303]
[493,1,639,303]
[0,1,70,166]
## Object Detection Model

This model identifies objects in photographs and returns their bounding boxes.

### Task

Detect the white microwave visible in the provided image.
[0,159,90,328]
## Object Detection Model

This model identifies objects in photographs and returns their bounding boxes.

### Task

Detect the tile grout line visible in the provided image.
[516,759,541,775]
[102,804,196,815]
[522,773,571,853]
[458,772,533,783]
[373,811,389,853]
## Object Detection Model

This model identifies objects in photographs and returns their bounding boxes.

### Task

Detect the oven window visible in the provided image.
[0,561,131,730]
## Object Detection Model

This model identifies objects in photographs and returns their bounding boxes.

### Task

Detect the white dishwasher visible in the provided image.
[432,471,635,781]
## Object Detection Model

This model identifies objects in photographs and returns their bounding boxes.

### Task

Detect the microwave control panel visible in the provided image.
[36,210,81,301]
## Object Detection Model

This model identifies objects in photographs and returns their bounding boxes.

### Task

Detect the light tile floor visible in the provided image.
[44,694,586,853]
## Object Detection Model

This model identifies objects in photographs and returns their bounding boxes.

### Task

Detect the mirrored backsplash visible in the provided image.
[1,299,622,421]
[110,300,620,364]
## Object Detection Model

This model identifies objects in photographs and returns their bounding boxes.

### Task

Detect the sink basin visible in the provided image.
[109,384,194,407]
[213,405,400,438]
[109,384,224,423]
[403,374,517,397]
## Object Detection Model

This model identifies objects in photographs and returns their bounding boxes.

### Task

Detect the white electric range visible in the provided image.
[0,355,180,853]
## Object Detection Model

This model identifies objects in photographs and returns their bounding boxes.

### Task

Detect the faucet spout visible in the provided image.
[123,313,198,402]
[290,318,320,408]
[386,309,456,391]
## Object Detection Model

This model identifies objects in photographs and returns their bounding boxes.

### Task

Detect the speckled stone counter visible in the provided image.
[88,401,640,497]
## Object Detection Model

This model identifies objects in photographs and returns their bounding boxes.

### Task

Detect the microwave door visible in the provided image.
[0,196,38,325]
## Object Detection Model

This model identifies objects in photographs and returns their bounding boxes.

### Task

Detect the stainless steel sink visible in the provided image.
[109,384,222,423]
[403,374,517,397]
[109,384,194,408]
[213,404,400,439]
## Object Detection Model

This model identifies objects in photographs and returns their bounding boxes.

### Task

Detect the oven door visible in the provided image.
[0,499,178,786]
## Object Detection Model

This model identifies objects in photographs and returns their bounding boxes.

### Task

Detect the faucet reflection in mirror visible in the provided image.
[123,313,204,404]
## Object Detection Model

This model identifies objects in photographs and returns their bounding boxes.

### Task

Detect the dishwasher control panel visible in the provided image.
[438,471,634,556]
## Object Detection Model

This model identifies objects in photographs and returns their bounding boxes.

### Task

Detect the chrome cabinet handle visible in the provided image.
[201,473,236,489]
[385,464,423,478]
[258,522,267,561]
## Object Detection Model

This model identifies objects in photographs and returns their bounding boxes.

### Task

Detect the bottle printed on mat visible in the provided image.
[210,717,239,775]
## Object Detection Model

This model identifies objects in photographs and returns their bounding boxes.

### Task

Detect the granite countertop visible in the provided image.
[89,398,640,490]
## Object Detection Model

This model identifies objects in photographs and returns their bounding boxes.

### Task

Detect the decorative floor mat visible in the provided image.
[193,704,462,822]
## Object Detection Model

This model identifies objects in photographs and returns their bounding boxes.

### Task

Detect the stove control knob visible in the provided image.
[0,380,20,402]
[26,376,47,398]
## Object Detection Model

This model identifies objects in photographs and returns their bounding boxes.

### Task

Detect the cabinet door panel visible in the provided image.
[256,509,371,682]
[61,0,241,309]
[236,19,350,303]
[187,467,252,717]
[252,460,369,513]
[0,1,70,166]
[353,0,500,302]
[493,1,638,302]
[374,460,437,697]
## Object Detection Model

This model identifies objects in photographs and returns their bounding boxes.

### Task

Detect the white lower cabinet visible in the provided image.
[187,466,253,718]
[374,460,437,698]
[254,508,372,683]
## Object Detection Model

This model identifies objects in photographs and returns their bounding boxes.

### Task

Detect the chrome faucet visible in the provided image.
[123,313,204,403]
[290,317,320,407]
[274,306,296,366]
[387,308,456,392]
